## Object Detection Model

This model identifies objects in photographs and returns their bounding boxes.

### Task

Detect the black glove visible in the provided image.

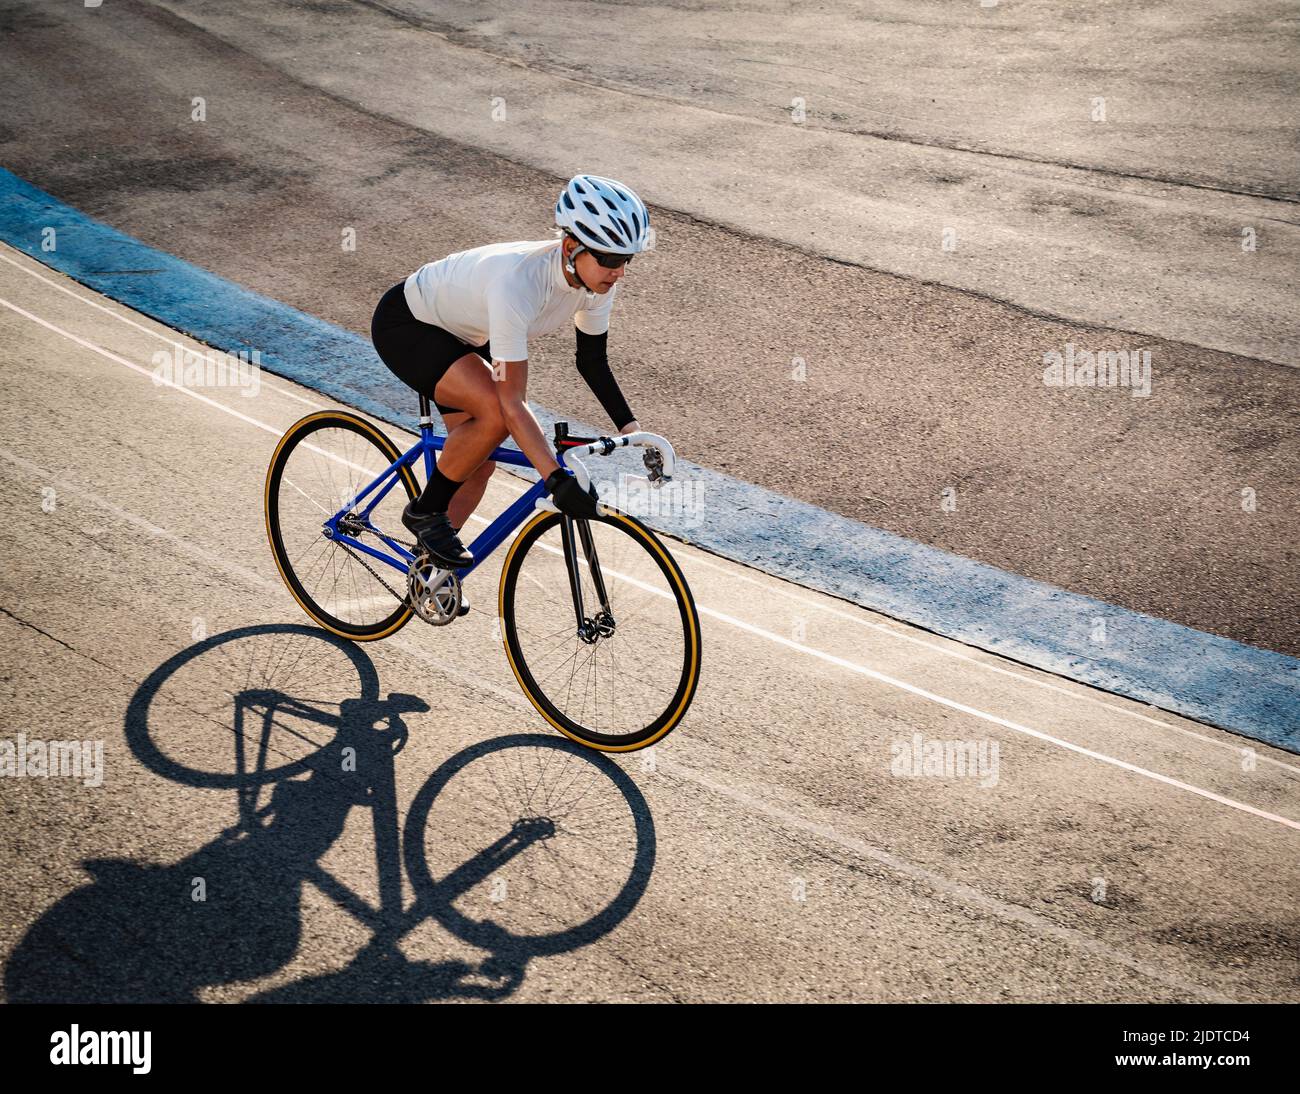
[546,468,601,519]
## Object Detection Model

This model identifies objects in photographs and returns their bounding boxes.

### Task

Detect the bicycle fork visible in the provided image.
[560,516,615,643]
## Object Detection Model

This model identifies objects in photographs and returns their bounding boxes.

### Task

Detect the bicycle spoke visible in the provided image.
[269,415,414,635]
[504,513,693,742]
[282,474,332,516]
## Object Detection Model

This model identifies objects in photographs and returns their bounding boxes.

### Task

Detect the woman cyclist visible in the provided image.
[370,173,651,584]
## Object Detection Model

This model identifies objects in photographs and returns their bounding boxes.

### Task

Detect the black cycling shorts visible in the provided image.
[370,281,493,416]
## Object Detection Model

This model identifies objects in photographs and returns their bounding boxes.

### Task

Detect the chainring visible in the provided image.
[407,554,462,625]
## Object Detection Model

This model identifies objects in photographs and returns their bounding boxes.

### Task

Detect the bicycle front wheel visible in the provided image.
[500,509,701,751]
[265,411,418,641]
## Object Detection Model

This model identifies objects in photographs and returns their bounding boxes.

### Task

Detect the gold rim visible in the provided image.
[264,411,418,641]
[498,509,701,752]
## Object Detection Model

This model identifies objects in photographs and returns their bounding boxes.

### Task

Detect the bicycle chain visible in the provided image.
[334,536,416,608]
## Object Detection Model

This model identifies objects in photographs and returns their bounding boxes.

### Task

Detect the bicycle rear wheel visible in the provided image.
[499,509,701,751]
[265,411,418,640]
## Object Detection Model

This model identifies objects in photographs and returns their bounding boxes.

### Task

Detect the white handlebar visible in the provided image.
[535,432,677,515]
[559,431,676,497]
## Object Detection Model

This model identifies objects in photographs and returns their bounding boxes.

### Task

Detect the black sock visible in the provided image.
[411,466,464,515]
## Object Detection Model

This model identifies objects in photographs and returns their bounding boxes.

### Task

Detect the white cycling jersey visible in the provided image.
[403,238,616,362]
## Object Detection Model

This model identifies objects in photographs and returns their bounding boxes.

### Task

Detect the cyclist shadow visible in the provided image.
[5,770,357,1003]
[3,625,654,1004]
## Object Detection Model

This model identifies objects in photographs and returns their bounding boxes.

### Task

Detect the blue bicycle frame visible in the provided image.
[321,396,562,580]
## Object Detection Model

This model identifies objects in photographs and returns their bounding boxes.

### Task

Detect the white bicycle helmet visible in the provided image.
[554,174,650,255]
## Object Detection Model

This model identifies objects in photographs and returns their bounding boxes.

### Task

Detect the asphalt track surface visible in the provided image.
[1,248,1297,1002]
[1,0,1297,658]
[0,1,1297,1004]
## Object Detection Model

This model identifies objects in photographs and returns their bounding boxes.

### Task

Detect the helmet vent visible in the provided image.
[573,218,609,247]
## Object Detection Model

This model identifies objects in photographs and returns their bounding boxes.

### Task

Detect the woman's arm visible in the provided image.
[575,328,636,432]
[493,359,561,479]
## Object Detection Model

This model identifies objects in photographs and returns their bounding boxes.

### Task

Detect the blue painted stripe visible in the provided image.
[2,167,1296,753]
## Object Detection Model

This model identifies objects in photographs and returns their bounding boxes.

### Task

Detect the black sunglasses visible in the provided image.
[585,247,633,269]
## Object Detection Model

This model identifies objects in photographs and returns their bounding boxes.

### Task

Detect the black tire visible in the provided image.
[499,509,701,751]
[265,411,418,641]
[125,623,378,788]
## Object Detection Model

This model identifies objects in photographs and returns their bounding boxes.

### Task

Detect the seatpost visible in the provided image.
[417,394,435,480]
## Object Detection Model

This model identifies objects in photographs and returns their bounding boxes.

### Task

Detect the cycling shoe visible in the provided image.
[401,504,473,569]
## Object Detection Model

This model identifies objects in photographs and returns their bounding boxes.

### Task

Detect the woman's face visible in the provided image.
[567,237,627,293]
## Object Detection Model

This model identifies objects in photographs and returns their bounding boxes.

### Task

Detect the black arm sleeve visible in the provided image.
[574,328,635,432]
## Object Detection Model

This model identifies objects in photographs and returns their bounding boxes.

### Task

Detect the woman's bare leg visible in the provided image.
[431,354,509,526]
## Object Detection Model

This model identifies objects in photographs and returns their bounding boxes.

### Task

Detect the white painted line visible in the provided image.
[695,601,1300,831]
[677,550,1300,776]
[0,249,324,409]
[0,294,302,438]
[0,445,270,589]
[4,293,1295,832]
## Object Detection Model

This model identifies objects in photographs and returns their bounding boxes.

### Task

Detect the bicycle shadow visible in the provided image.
[248,734,658,1003]
[3,624,655,1003]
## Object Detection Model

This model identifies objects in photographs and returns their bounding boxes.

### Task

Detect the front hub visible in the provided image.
[577,610,616,644]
